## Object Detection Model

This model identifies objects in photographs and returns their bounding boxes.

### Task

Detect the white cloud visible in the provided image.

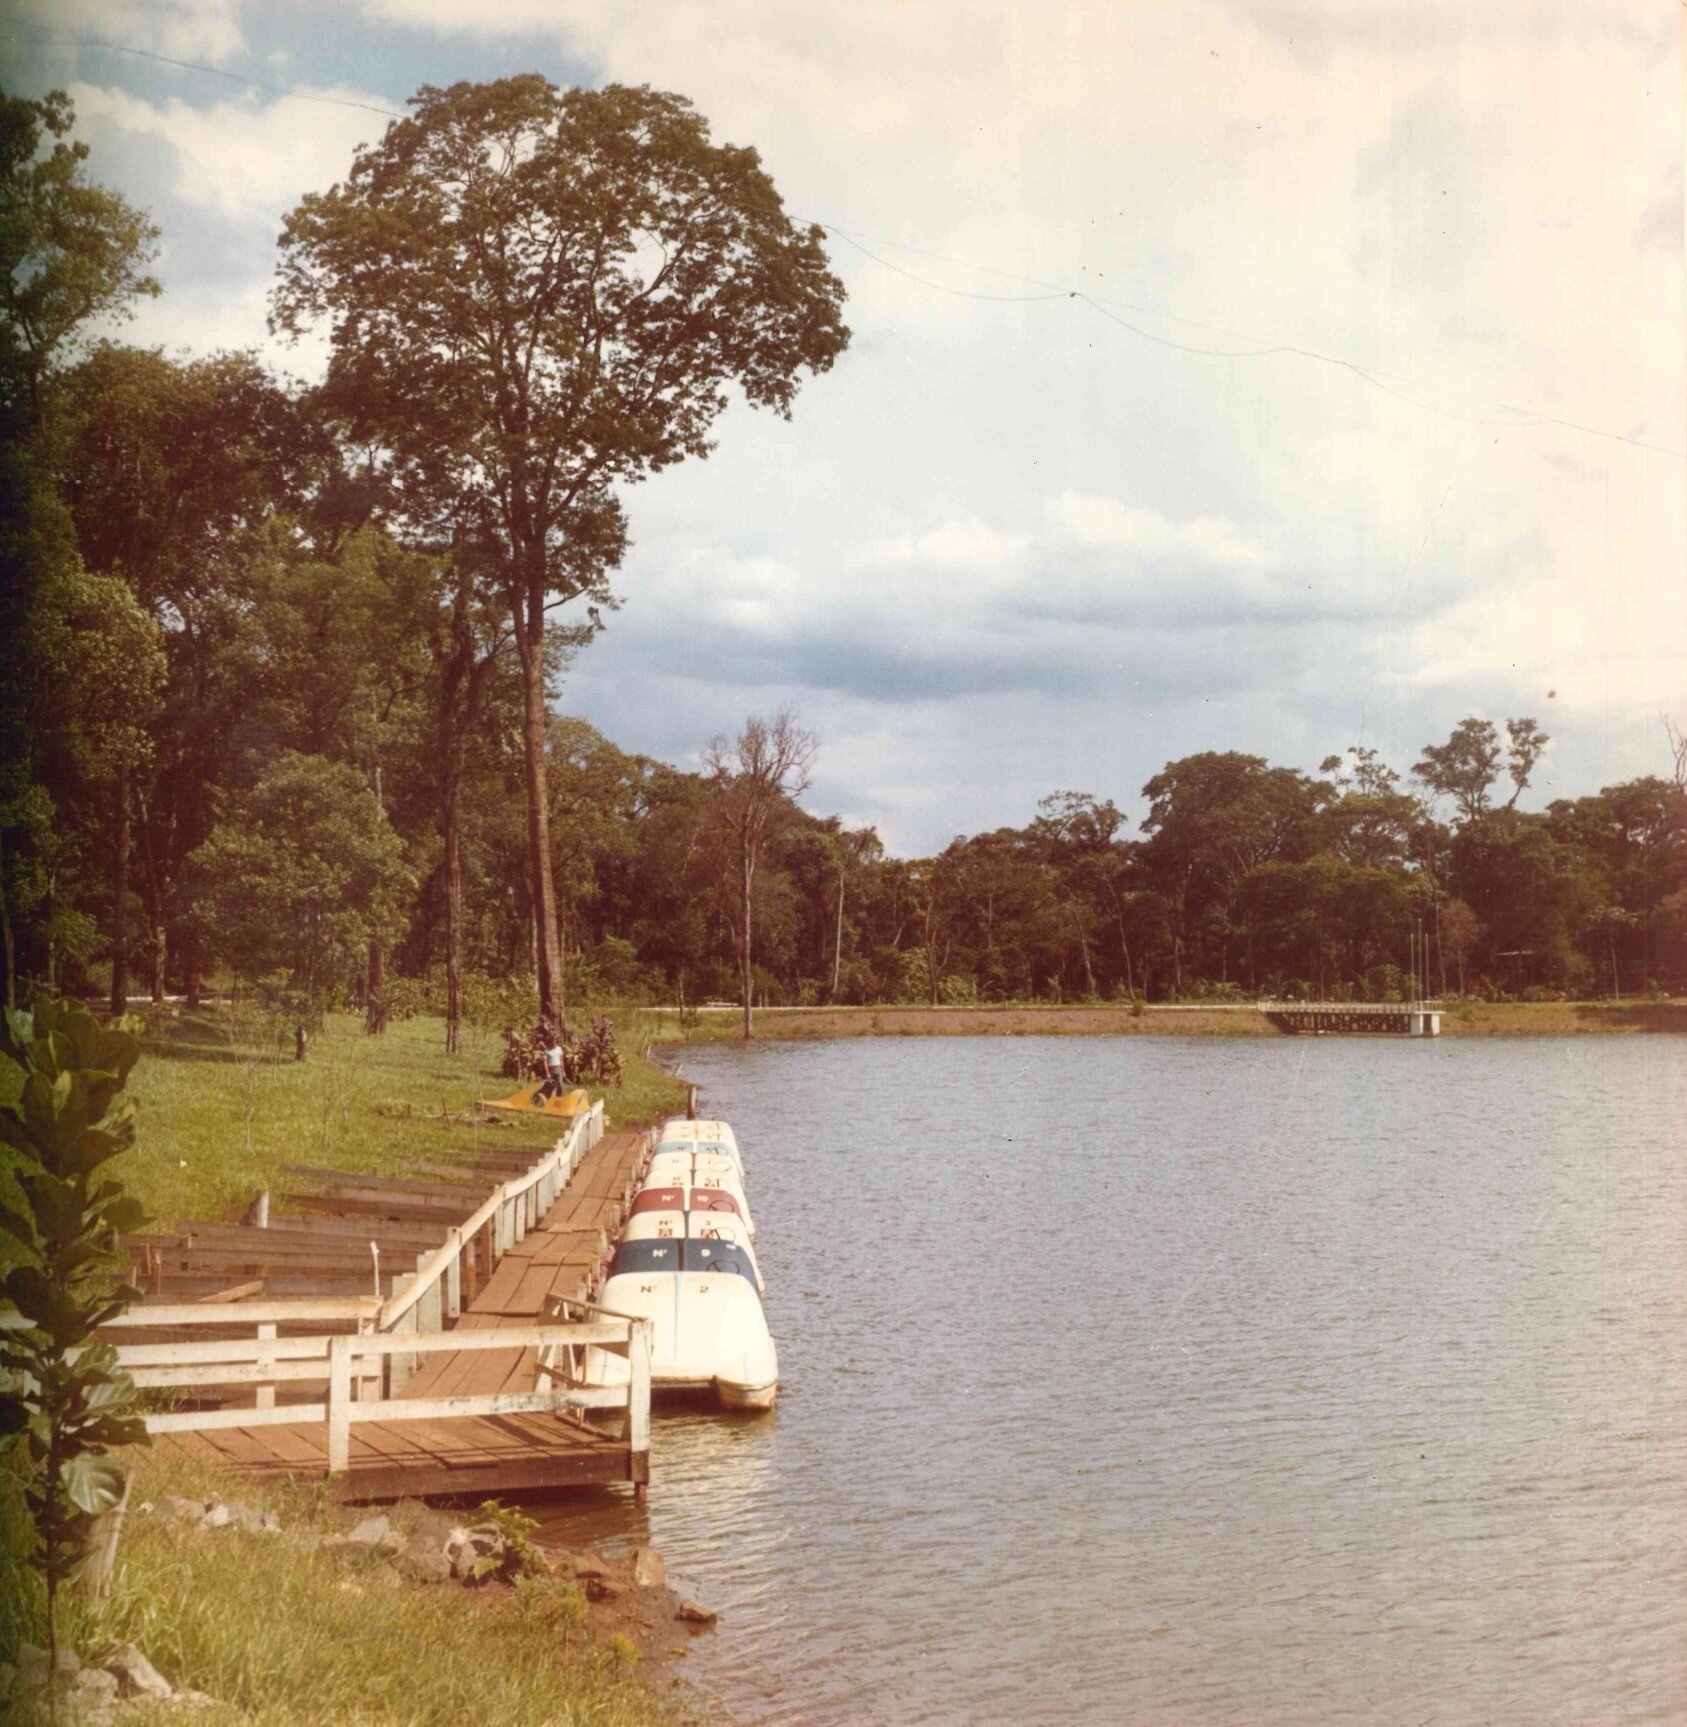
[18,0,247,64]
[68,81,385,222]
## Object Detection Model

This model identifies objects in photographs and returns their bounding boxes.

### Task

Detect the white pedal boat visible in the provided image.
[624,1193,764,1290]
[658,1119,741,1162]
[591,1236,777,1410]
[642,1151,753,1236]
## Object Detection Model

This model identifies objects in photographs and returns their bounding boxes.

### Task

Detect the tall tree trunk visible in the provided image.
[0,825,14,1010]
[443,767,464,1056]
[1074,910,1095,997]
[831,861,845,999]
[135,787,168,1004]
[514,595,566,1033]
[741,845,754,1039]
[366,760,389,1034]
[110,761,131,1016]
[924,897,940,1006]
[365,937,387,1034]
[1115,913,1135,1002]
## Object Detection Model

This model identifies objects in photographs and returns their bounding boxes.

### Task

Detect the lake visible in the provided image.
[536,1034,1687,1726]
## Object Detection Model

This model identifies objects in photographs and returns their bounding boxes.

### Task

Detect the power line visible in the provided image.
[4,32,405,119]
[15,29,1683,460]
[827,229,1073,305]
[811,221,1674,454]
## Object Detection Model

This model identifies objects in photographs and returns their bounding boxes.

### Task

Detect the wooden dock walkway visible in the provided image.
[394,1129,648,1419]
[121,1112,658,1501]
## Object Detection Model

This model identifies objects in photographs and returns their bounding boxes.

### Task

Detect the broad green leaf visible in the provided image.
[61,1449,128,1515]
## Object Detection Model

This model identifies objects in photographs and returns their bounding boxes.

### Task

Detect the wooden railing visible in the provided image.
[91,1099,637,1475]
[376,1099,603,1339]
[102,1304,649,1475]
[539,1296,651,1461]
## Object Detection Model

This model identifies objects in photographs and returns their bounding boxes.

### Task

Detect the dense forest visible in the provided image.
[5,88,1685,1049]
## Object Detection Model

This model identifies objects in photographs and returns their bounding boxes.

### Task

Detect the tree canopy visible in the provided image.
[273,76,850,1027]
[0,91,158,421]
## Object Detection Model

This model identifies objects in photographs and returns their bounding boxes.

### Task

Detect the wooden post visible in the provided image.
[416,1251,443,1334]
[628,1318,651,1460]
[386,1272,415,1396]
[444,1231,462,1320]
[687,1082,698,1121]
[251,1190,270,1228]
[255,1321,276,1410]
[327,1334,352,1474]
[80,1463,133,1600]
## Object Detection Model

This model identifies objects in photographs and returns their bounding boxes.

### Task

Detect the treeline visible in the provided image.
[5,90,1685,1041]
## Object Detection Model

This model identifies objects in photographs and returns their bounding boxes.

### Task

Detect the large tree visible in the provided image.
[52,343,299,1006]
[0,92,157,427]
[704,710,816,1037]
[189,752,413,1058]
[0,94,158,1008]
[272,76,850,1028]
[1414,716,1547,825]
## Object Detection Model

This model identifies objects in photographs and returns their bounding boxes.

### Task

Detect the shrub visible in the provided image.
[0,996,150,1670]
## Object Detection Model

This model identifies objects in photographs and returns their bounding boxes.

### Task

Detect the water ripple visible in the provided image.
[536,1035,1687,1726]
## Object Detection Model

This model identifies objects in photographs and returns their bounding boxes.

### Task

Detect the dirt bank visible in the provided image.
[656,1001,1687,1041]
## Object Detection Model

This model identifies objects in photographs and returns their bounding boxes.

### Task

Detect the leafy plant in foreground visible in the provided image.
[0,995,149,1675]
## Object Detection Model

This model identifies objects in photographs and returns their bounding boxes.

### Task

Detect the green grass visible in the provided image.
[113,1005,687,1226]
[1,1007,688,1716]
[2,1450,677,1727]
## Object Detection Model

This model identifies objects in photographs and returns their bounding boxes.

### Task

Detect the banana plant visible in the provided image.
[0,996,149,1676]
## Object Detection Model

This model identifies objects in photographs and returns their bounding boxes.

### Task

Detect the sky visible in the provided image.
[6,0,1684,853]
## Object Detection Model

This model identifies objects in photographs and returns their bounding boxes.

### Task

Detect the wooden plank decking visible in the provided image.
[150,1127,653,1500]
[398,1130,645,1409]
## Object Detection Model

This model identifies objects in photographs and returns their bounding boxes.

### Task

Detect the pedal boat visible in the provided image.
[658,1119,741,1162]
[642,1151,753,1236]
[591,1236,777,1410]
[623,1195,763,1290]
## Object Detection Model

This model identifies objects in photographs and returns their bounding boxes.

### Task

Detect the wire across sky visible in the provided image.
[11,28,1683,461]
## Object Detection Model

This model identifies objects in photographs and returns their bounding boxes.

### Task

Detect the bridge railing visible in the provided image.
[103,1312,649,1476]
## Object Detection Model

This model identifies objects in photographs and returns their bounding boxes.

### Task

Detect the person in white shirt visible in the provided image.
[539,1024,566,1098]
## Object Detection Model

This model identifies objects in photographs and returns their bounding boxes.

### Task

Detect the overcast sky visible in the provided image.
[8,1,1684,853]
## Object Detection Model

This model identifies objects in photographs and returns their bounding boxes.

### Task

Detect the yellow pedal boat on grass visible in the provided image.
[480,1081,592,1120]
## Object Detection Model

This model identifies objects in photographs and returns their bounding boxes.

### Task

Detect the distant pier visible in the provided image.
[1260,1000,1442,1037]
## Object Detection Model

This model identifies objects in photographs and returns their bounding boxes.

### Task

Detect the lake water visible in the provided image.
[536,1035,1687,1726]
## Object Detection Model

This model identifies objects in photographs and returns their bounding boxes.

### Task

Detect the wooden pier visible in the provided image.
[1260,1000,1443,1037]
[107,1109,660,1500]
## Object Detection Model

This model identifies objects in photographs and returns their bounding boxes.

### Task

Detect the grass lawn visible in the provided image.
[114,1004,688,1226]
[1,1448,679,1727]
[1,1007,689,1719]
